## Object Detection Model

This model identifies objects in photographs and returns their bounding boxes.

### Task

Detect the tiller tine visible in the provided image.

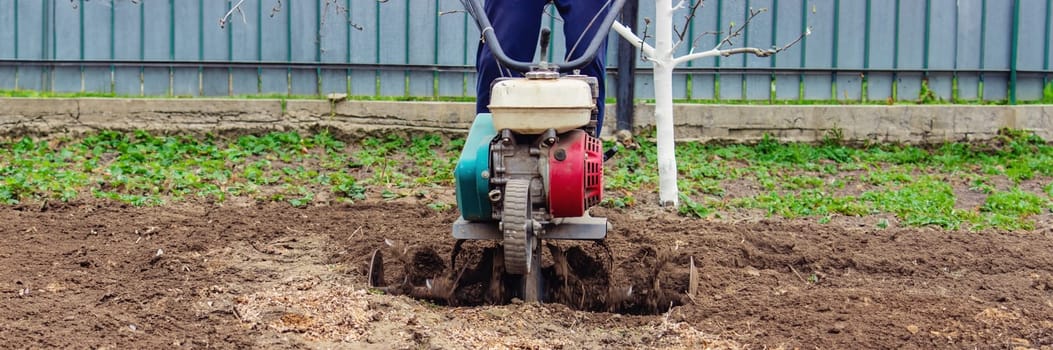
[407,265,466,304]
[369,240,466,305]
[688,256,699,303]
[487,248,506,304]
[368,248,385,288]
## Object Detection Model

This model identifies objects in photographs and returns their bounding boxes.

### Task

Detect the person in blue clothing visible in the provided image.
[475,0,612,136]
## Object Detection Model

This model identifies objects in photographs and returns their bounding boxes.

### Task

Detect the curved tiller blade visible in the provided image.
[688,256,699,303]
[368,248,384,288]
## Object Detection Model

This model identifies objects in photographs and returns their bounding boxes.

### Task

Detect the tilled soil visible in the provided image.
[2,199,1053,349]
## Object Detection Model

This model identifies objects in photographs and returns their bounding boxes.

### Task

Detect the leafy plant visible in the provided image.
[678,194,714,218]
[861,177,975,229]
[982,188,1047,217]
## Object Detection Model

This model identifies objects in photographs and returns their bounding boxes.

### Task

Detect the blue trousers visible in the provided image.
[475,0,610,136]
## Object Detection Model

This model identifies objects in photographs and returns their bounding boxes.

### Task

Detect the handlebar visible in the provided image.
[460,0,628,72]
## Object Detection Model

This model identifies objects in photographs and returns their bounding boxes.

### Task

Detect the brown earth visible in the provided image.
[2,195,1053,349]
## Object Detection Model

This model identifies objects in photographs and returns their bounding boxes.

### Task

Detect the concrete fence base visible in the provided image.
[1,98,1051,144]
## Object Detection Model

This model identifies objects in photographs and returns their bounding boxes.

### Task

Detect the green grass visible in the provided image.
[656,128,1053,231]
[3,128,1051,231]
[0,129,458,208]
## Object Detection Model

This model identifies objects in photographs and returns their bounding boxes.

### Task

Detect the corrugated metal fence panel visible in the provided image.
[836,0,866,101]
[141,1,169,96]
[1017,0,1048,101]
[0,0,15,89]
[230,0,261,95]
[928,0,957,101]
[896,0,926,101]
[260,2,289,95]
[113,1,142,96]
[317,1,346,96]
[867,0,896,101]
[407,1,436,97]
[984,0,1014,101]
[172,1,198,96]
[288,2,318,95]
[0,1,13,61]
[201,0,229,96]
[349,0,377,96]
[0,0,1050,102]
[9,1,46,91]
[802,0,835,101]
[436,0,469,97]
[377,1,405,97]
[52,1,80,93]
[956,0,983,100]
[465,8,480,98]
[773,0,805,101]
[743,0,775,101]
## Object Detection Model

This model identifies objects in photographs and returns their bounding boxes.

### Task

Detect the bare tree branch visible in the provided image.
[714,7,766,51]
[770,26,812,54]
[687,30,722,51]
[673,25,810,65]
[639,17,653,60]
[438,10,467,16]
[673,0,703,47]
[611,21,657,61]
[219,0,249,29]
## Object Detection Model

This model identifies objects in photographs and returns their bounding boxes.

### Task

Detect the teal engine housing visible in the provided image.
[454,113,496,221]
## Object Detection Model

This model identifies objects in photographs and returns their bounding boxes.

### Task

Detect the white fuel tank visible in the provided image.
[488,78,594,134]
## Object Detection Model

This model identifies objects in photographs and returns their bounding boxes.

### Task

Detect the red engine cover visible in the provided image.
[548,130,603,218]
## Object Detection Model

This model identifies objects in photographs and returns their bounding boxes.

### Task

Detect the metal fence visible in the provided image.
[0,0,1050,102]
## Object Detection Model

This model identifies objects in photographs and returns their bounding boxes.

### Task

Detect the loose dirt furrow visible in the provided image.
[1,201,1051,349]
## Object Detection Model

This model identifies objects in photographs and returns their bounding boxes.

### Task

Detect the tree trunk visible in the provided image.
[653,0,679,206]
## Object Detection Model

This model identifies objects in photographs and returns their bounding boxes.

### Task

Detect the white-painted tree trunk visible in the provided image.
[652,0,679,207]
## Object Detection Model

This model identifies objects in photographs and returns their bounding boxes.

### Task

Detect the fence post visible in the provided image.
[615,0,638,133]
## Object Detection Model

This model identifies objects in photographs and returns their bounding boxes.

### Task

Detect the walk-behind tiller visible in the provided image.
[369,0,695,309]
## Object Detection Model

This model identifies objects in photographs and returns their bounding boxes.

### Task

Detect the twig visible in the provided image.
[674,0,704,44]
[438,10,466,16]
[688,30,723,51]
[219,0,248,29]
[787,264,807,284]
[770,26,812,54]
[579,281,587,309]
[716,7,768,50]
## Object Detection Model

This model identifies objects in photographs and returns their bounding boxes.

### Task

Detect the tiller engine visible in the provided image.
[450,63,608,302]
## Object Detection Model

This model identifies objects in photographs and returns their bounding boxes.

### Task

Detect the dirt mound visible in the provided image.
[2,200,1053,348]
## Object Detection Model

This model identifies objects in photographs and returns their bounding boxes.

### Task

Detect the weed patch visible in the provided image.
[2,128,1050,231]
